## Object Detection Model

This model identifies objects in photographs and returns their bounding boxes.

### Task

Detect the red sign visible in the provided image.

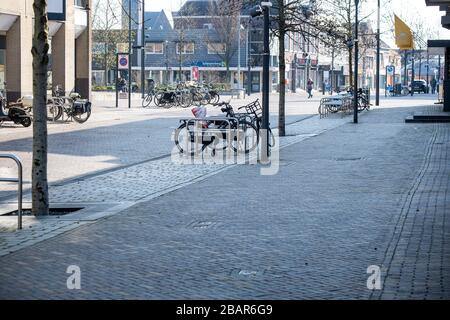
[192,67,199,81]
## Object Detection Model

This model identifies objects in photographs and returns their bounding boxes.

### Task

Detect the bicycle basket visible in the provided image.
[243,100,263,119]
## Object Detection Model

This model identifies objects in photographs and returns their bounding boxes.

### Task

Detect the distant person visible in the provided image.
[431,78,437,94]
[307,79,314,99]
[437,77,443,95]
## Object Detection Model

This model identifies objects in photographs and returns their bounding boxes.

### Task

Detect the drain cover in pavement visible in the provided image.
[334,157,363,162]
[231,269,266,278]
[189,221,219,229]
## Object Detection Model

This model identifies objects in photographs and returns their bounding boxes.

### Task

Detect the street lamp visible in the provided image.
[249,2,271,160]
[375,0,380,106]
[353,0,359,124]
[165,40,169,84]
[411,50,415,96]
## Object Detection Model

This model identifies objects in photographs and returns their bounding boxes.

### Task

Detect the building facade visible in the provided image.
[93,0,405,94]
[0,0,92,100]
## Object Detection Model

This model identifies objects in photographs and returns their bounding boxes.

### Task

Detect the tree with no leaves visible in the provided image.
[31,0,50,215]
[92,0,128,85]
[206,0,244,83]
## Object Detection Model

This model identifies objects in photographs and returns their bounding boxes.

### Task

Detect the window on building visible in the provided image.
[145,42,164,54]
[176,42,195,54]
[250,43,263,54]
[74,0,87,7]
[207,43,226,54]
[93,42,106,54]
[250,30,263,42]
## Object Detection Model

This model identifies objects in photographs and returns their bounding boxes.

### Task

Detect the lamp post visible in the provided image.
[128,0,132,109]
[411,50,415,96]
[353,0,359,124]
[375,0,380,106]
[262,2,271,159]
[141,0,145,99]
[247,19,252,96]
[249,2,271,160]
[165,40,169,84]
[237,15,241,93]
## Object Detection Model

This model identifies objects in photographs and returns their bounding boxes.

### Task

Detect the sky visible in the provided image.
[145,0,181,13]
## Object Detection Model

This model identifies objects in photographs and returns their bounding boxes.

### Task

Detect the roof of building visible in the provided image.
[173,0,216,17]
[144,10,172,31]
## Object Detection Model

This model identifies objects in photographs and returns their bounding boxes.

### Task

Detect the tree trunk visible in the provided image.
[278,1,286,137]
[348,47,353,87]
[31,0,49,216]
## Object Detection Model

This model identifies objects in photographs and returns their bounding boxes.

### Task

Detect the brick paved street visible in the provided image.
[0,94,448,299]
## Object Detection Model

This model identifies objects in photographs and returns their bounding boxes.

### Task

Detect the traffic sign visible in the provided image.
[118,54,129,70]
[386,65,395,76]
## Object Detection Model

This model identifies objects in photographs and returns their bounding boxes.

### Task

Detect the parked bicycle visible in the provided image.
[237,99,275,147]
[174,102,258,155]
[142,79,156,108]
[46,85,91,123]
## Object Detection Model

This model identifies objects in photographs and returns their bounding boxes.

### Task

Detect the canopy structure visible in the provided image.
[425,0,450,29]
[426,1,450,112]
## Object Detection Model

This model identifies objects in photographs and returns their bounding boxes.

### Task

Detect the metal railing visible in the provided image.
[0,154,23,230]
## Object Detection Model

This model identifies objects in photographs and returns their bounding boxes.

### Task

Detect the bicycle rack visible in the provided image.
[0,154,23,230]
[180,117,242,157]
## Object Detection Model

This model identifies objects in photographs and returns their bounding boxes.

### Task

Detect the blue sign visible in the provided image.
[119,58,128,66]
[386,65,395,75]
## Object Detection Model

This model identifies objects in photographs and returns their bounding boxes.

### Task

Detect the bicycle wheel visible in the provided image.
[268,128,276,147]
[205,120,231,152]
[46,102,63,121]
[154,92,165,107]
[72,103,91,123]
[232,120,259,154]
[142,93,152,108]
[174,122,204,155]
[191,93,202,106]
[209,92,220,105]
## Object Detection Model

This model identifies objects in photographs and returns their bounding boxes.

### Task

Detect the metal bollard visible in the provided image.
[0,154,23,230]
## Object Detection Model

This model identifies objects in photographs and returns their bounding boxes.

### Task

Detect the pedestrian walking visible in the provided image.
[307,79,314,99]
[431,78,437,94]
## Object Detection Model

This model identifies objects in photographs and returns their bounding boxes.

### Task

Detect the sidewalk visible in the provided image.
[0,104,448,299]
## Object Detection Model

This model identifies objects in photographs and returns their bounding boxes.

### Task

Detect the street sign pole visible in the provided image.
[116,53,118,108]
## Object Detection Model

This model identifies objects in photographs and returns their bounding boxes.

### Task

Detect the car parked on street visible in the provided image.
[409,80,428,94]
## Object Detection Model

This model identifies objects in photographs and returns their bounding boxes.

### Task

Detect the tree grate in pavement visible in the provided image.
[2,207,84,216]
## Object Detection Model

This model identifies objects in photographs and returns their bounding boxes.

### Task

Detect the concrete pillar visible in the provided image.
[6,15,32,101]
[444,47,450,112]
[52,4,75,95]
[75,17,92,100]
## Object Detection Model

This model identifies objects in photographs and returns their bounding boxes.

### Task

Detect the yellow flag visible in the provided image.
[395,15,415,50]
